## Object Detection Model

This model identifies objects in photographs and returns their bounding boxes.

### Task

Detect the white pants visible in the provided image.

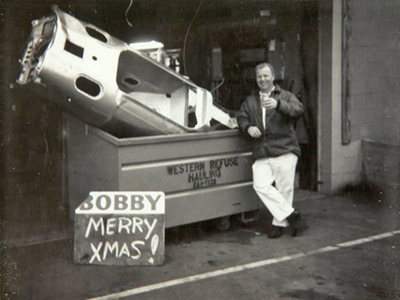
[252,153,298,227]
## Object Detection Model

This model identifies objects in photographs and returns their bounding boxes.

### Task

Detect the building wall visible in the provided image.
[348,0,400,143]
[319,0,334,192]
[320,0,400,193]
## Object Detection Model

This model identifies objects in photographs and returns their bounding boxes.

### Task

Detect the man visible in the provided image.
[237,63,304,238]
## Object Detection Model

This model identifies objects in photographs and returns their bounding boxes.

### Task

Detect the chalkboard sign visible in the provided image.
[74,191,165,265]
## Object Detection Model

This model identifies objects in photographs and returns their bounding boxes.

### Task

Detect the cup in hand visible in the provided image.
[260,93,274,110]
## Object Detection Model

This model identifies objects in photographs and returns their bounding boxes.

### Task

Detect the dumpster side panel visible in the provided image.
[118,135,253,193]
[66,116,119,219]
[67,117,259,227]
[117,133,258,227]
[165,183,258,227]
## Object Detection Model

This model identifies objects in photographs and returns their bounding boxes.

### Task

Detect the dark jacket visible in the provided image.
[237,85,303,159]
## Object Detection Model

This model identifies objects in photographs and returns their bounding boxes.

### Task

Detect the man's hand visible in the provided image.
[247,126,262,138]
[261,97,278,110]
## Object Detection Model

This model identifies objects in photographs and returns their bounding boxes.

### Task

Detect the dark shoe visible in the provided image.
[268,225,283,239]
[287,210,302,237]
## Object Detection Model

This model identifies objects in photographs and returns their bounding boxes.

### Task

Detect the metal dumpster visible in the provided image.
[65,115,259,227]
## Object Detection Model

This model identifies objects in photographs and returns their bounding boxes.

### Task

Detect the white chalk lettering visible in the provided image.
[119,243,131,258]
[85,217,159,239]
[131,241,145,260]
[118,217,132,234]
[103,241,119,260]
[89,242,103,263]
[85,217,105,238]
[106,218,117,235]
[144,219,157,240]
[88,240,147,263]
[132,217,144,234]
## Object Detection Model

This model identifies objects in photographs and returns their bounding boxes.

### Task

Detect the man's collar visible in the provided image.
[258,84,281,95]
[272,84,282,93]
[259,85,275,96]
[253,85,282,98]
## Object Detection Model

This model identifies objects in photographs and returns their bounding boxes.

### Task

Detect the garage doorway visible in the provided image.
[180,1,320,190]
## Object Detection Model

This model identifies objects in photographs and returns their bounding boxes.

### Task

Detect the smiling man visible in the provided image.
[237,63,304,238]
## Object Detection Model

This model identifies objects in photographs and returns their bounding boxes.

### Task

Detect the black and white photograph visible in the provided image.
[0,0,399,299]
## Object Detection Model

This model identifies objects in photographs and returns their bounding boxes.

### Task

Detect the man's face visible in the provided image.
[256,66,274,92]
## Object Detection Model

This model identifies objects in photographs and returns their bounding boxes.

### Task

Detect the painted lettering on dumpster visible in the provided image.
[74,191,165,266]
[167,156,240,189]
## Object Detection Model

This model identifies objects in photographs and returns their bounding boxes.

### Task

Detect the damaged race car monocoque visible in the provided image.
[17,5,236,137]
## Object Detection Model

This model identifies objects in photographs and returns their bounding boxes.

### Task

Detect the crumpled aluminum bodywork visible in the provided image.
[17,5,236,137]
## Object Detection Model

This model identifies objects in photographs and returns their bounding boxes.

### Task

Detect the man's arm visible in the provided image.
[237,100,252,133]
[237,100,262,138]
[276,91,304,119]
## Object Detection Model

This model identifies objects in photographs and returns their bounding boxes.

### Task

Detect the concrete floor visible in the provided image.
[1,187,400,300]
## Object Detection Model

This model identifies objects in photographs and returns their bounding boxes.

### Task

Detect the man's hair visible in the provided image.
[255,63,275,77]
